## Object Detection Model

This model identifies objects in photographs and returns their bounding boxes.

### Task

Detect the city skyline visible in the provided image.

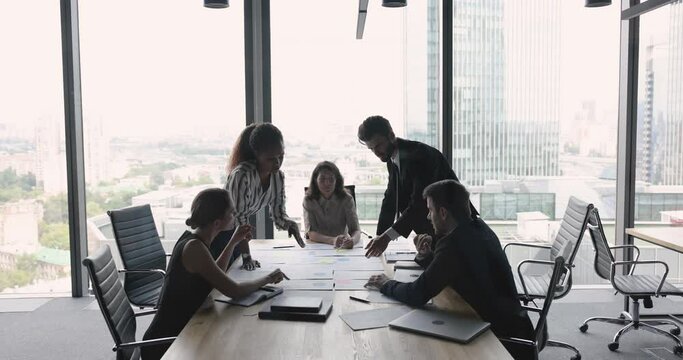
[1,1,682,296]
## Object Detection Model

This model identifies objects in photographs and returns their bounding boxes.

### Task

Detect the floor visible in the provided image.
[2,289,683,359]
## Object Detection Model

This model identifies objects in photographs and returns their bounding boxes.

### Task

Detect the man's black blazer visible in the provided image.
[380,218,535,359]
[377,138,478,237]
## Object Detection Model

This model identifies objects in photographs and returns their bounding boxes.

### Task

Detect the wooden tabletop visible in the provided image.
[161,239,512,360]
[626,227,683,253]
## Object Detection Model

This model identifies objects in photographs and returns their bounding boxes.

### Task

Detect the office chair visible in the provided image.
[83,246,175,360]
[504,196,593,303]
[503,196,593,359]
[108,204,168,308]
[303,184,371,239]
[500,257,579,360]
[579,209,683,354]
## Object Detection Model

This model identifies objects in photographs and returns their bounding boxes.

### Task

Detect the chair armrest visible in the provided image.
[521,305,542,313]
[503,242,552,258]
[611,260,669,296]
[134,309,157,317]
[517,260,571,298]
[609,245,640,275]
[118,268,166,278]
[114,337,176,351]
[499,337,536,347]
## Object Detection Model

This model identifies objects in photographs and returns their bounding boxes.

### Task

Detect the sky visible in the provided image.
[0,0,672,147]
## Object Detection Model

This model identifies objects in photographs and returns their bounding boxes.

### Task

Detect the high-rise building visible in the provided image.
[503,0,560,180]
[424,0,440,148]
[638,41,656,184]
[450,0,506,186]
[414,0,560,187]
[35,118,67,195]
[84,116,111,185]
[661,2,683,185]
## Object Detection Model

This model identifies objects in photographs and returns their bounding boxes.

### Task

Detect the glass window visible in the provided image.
[78,1,245,263]
[451,1,620,286]
[0,3,70,295]
[633,2,683,280]
[271,1,438,238]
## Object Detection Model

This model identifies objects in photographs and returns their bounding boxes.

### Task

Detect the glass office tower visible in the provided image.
[661,1,683,186]
[411,0,561,187]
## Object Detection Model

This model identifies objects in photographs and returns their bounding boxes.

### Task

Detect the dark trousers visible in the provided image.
[209,228,241,266]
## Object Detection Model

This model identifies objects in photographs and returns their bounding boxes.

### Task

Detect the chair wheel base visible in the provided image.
[579,324,588,333]
[608,342,619,351]
[571,355,581,360]
[674,345,683,355]
[671,328,681,336]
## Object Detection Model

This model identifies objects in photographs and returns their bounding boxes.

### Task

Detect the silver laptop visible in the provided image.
[389,308,491,344]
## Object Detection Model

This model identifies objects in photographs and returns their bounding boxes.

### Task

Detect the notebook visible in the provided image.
[258,298,333,322]
[270,296,322,313]
[389,308,490,344]
[214,286,283,307]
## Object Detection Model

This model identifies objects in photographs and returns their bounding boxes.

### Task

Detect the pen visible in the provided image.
[282,273,290,280]
[349,295,370,304]
[273,245,295,249]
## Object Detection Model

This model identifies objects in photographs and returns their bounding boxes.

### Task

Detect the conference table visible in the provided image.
[626,227,683,253]
[625,227,683,320]
[161,239,512,360]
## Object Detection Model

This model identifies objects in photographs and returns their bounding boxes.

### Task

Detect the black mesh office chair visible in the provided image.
[303,184,371,239]
[579,209,683,354]
[503,196,593,359]
[500,257,571,360]
[108,204,167,308]
[83,246,174,360]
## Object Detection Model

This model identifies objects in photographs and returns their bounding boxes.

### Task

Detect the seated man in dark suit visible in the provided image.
[365,180,535,360]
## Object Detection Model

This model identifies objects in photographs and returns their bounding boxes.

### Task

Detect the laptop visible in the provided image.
[388,308,490,344]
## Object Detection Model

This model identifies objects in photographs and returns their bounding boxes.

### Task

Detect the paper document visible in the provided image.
[393,269,424,283]
[334,279,370,290]
[279,279,334,291]
[340,306,412,331]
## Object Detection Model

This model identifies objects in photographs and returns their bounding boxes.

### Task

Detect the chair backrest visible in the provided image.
[107,204,166,305]
[533,256,566,348]
[304,185,356,203]
[586,209,615,281]
[550,196,593,266]
[83,246,138,360]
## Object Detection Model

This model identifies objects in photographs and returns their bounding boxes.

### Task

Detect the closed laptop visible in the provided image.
[389,308,490,344]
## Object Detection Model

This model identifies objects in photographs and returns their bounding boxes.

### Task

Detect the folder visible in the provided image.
[214,285,283,307]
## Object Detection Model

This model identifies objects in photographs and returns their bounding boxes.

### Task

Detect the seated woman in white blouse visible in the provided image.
[303,161,361,249]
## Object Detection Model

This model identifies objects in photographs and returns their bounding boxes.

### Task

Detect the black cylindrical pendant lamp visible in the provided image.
[382,0,407,8]
[205,0,229,9]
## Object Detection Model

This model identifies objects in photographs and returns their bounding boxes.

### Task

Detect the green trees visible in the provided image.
[38,222,70,250]
[0,168,38,204]
[0,254,39,292]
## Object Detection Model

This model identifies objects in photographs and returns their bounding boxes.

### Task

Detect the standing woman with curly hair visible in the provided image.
[303,161,361,249]
[210,123,305,270]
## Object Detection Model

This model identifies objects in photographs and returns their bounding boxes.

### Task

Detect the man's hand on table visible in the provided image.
[365,274,391,290]
[365,233,390,258]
